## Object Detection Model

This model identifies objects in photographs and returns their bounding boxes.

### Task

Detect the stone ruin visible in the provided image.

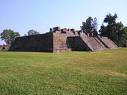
[9,27,118,52]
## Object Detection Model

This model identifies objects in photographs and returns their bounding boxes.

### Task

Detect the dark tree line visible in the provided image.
[99,13,127,47]
[81,14,127,47]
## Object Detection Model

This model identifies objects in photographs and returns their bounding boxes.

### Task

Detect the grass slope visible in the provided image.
[0,48,127,95]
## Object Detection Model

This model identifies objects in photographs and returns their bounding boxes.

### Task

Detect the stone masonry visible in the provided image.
[9,27,118,52]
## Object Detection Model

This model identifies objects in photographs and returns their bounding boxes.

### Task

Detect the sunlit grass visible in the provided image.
[0,48,127,95]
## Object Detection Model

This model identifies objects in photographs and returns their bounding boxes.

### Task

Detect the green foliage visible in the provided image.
[115,22,126,47]
[121,27,127,46]
[81,17,98,36]
[104,13,117,25]
[100,13,118,39]
[0,49,127,95]
[99,13,127,47]
[0,29,20,44]
[123,27,127,37]
[28,29,40,36]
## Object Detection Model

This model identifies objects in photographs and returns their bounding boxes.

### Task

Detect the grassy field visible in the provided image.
[0,48,127,95]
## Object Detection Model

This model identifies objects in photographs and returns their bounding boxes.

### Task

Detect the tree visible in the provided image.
[104,13,117,25]
[28,29,40,36]
[0,29,20,45]
[123,27,127,38]
[100,13,127,47]
[81,17,93,33]
[115,22,124,46]
[101,14,117,41]
[92,17,98,36]
[121,27,127,47]
[99,24,107,36]
[81,17,98,36]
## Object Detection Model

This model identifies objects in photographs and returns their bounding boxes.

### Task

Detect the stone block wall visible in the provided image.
[53,31,69,52]
[9,33,53,52]
[67,36,91,51]
[9,27,118,52]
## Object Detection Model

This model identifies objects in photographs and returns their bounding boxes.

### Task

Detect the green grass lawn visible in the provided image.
[0,48,127,95]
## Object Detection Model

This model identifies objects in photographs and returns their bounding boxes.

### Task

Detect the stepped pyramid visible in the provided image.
[9,27,118,52]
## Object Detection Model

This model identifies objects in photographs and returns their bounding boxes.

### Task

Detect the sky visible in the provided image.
[0,0,127,44]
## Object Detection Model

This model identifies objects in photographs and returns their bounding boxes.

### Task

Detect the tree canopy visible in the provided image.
[28,30,40,36]
[0,29,20,45]
[99,13,127,47]
[81,17,98,36]
[80,13,127,47]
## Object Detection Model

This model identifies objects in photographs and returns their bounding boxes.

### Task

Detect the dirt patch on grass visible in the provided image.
[103,70,127,77]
